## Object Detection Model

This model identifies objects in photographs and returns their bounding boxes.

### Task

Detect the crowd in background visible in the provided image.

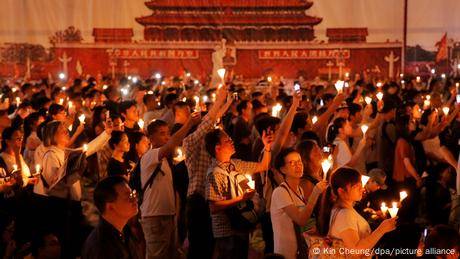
[0,71,459,259]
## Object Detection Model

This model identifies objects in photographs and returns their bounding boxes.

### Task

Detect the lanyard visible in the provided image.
[284,182,306,204]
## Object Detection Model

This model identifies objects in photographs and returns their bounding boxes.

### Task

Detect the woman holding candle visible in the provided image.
[327,117,367,169]
[296,140,323,198]
[326,167,397,253]
[270,148,327,259]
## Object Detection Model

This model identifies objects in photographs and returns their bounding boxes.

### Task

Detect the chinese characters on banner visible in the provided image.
[106,49,199,59]
[258,49,350,59]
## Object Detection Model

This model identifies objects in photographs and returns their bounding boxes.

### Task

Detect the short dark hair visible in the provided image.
[48,103,65,117]
[119,100,137,115]
[236,100,250,115]
[274,148,297,171]
[94,176,127,214]
[146,119,168,137]
[425,225,460,256]
[330,167,361,196]
[205,129,225,158]
[173,101,189,115]
[348,103,362,117]
[254,115,280,136]
[109,131,126,150]
[164,93,178,107]
[291,112,309,133]
[143,93,155,105]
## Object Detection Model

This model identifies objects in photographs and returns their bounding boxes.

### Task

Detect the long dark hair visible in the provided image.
[395,114,412,141]
[326,117,346,144]
[296,140,318,179]
[1,127,22,153]
[23,112,42,145]
[318,167,361,235]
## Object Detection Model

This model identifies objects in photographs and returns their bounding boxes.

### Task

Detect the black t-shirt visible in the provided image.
[107,158,130,177]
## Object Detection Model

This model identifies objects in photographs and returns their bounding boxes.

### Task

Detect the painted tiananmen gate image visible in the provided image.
[2,0,403,81]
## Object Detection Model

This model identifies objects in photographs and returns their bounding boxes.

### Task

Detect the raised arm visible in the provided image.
[158,112,200,160]
[272,92,300,151]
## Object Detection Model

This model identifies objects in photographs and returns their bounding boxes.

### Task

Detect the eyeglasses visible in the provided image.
[287,160,303,167]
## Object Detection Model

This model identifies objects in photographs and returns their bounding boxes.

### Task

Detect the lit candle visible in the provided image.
[58,72,66,80]
[399,191,408,202]
[361,124,369,135]
[399,73,404,78]
[380,202,388,215]
[345,72,350,78]
[68,125,73,132]
[319,99,324,107]
[430,68,435,74]
[441,73,446,79]
[62,86,67,91]
[174,147,185,162]
[376,82,383,88]
[426,95,431,101]
[202,95,209,103]
[59,98,64,105]
[442,106,450,116]
[154,73,161,79]
[194,80,200,85]
[271,103,282,118]
[217,68,226,81]
[147,90,154,95]
[185,72,191,77]
[246,175,255,189]
[78,114,86,124]
[335,80,344,93]
[361,175,370,187]
[365,96,372,105]
[12,164,18,171]
[68,101,73,110]
[102,84,108,90]
[83,144,88,153]
[182,97,187,102]
[138,119,144,129]
[321,156,333,180]
[211,93,216,102]
[388,202,399,218]
[15,97,21,105]
[416,76,421,83]
[312,115,318,124]
[376,92,384,101]
[267,76,272,82]
[423,99,431,109]
[35,164,41,174]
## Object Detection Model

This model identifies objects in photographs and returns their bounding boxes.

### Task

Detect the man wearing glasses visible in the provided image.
[82,176,142,259]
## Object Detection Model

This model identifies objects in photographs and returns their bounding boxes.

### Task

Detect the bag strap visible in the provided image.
[141,163,164,195]
[40,149,62,191]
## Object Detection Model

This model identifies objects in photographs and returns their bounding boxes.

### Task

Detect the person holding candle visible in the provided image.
[325,167,397,254]
[327,117,367,169]
[270,148,327,258]
[23,112,45,168]
[32,118,112,258]
[204,127,272,259]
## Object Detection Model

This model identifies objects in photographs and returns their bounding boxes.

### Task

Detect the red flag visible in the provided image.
[435,33,447,62]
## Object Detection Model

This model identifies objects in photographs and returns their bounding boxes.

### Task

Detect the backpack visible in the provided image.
[129,158,175,205]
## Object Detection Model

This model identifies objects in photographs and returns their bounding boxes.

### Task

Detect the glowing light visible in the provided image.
[194,80,200,85]
[335,80,344,93]
[376,92,384,101]
[388,202,399,218]
[271,103,282,117]
[35,164,41,174]
[174,147,185,162]
[102,84,108,90]
[365,96,372,105]
[416,76,421,83]
[312,115,318,124]
[441,74,446,79]
[154,73,161,79]
[376,82,383,88]
[430,68,435,74]
[380,202,388,215]
[345,72,350,78]
[361,124,369,135]
[58,72,66,80]
[321,155,333,180]
[132,76,138,83]
[267,76,272,82]
[185,72,191,77]
[399,73,404,78]
[217,68,226,80]
[138,119,144,129]
[78,114,86,124]
[246,175,255,189]
[83,144,88,153]
[202,95,209,103]
[59,98,64,105]
[12,164,18,171]
[399,191,408,202]
[442,106,450,116]
[15,97,21,105]
[361,175,370,187]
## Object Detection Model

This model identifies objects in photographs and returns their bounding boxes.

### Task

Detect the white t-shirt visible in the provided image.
[333,138,352,168]
[329,207,371,241]
[271,182,306,259]
[140,148,175,217]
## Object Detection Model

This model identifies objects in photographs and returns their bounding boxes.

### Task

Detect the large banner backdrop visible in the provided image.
[0,0,459,81]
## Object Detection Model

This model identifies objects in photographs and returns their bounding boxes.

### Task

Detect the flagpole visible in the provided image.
[402,0,408,74]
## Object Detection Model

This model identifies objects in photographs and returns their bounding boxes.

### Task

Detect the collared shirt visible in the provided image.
[183,114,215,197]
[81,218,142,259]
[206,158,258,238]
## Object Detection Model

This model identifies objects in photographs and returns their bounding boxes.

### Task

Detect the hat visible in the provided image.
[368,168,388,190]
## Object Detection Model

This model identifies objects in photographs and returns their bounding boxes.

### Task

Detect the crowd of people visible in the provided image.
[0,71,459,259]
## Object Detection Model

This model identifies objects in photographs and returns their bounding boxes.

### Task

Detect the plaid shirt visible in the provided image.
[183,114,215,197]
[206,159,258,238]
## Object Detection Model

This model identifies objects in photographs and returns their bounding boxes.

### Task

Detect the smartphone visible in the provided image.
[456,94,460,104]
[294,82,301,93]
